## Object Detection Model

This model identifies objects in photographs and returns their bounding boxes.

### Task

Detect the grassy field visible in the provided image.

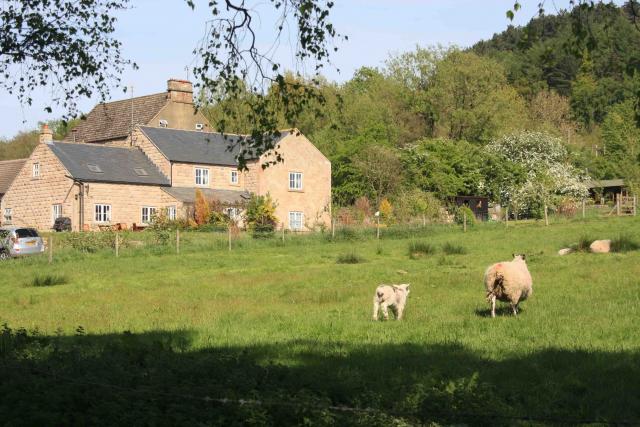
[1,217,639,425]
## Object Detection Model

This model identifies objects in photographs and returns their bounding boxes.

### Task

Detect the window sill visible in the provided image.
[288,188,304,193]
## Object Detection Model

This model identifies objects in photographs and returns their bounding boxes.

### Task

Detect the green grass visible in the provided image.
[610,235,640,253]
[28,274,67,287]
[442,241,467,255]
[336,251,365,264]
[408,241,436,259]
[1,216,639,425]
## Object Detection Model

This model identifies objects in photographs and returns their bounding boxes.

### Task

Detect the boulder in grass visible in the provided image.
[590,239,611,253]
[558,248,574,256]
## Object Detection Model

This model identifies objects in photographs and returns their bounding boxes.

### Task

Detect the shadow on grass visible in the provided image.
[1,326,638,425]
[474,306,526,318]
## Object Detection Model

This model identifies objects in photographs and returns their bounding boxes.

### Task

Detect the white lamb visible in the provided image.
[372,284,410,321]
[484,254,533,318]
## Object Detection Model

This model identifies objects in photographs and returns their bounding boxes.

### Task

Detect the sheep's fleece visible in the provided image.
[372,284,410,320]
[484,254,532,318]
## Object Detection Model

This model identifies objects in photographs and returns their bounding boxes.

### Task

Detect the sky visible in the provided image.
[0,0,623,139]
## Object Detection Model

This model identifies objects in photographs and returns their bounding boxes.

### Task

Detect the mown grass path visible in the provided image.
[1,217,639,425]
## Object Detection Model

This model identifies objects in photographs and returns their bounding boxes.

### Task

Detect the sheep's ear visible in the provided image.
[392,285,399,291]
[521,254,526,260]
[512,253,515,258]
[405,284,410,291]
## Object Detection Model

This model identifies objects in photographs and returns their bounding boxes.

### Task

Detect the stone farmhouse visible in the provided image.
[0,80,331,232]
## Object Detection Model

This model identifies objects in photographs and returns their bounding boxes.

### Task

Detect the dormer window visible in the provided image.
[159,119,168,128]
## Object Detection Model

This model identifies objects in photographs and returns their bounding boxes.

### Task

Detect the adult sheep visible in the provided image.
[484,254,533,318]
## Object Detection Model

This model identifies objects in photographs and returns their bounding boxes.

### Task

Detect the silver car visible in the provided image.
[0,227,45,260]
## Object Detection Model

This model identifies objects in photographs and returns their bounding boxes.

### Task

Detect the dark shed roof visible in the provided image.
[163,187,251,204]
[66,93,168,143]
[140,126,288,166]
[48,142,170,186]
[0,159,26,195]
[587,179,625,189]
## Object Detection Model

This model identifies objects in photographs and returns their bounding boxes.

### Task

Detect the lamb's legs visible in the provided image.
[490,295,496,318]
[396,305,404,320]
[372,300,380,321]
[511,303,518,316]
[381,303,390,320]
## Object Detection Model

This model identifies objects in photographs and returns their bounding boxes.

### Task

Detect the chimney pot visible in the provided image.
[40,124,53,144]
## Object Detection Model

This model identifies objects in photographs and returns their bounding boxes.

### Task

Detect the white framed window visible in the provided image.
[3,208,12,223]
[289,211,303,231]
[195,168,209,186]
[230,170,239,185]
[224,207,241,220]
[94,204,111,223]
[32,162,40,178]
[289,172,303,190]
[141,206,157,224]
[166,206,177,220]
[52,204,63,224]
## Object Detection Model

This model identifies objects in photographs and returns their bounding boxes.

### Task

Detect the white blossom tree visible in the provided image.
[485,131,590,219]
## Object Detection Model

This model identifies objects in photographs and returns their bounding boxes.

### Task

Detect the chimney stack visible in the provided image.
[167,79,193,104]
[40,124,53,144]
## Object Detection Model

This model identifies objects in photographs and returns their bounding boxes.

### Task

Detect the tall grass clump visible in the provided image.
[336,251,365,264]
[610,235,640,253]
[29,274,67,287]
[570,235,595,252]
[442,242,467,255]
[408,241,435,259]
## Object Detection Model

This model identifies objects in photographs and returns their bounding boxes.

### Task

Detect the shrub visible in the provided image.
[610,236,640,253]
[246,194,278,238]
[65,231,124,252]
[442,242,467,255]
[454,206,476,225]
[29,274,67,287]
[194,189,211,225]
[336,251,365,264]
[408,241,435,259]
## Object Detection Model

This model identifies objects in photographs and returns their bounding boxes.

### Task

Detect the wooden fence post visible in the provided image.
[634,196,637,217]
[176,229,180,254]
[376,216,380,239]
[331,217,335,239]
[48,236,53,264]
[544,204,549,226]
[582,199,586,219]
[463,212,467,232]
[228,225,232,251]
[617,193,621,216]
[282,223,285,243]
[505,207,509,227]
[115,233,119,257]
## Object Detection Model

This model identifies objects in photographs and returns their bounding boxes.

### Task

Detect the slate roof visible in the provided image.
[0,159,26,195]
[163,187,251,205]
[48,142,170,186]
[66,93,168,143]
[140,126,288,166]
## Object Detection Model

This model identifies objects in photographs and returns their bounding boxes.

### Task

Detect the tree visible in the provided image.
[485,131,589,217]
[0,0,135,116]
[425,50,528,142]
[354,146,403,206]
[194,189,211,225]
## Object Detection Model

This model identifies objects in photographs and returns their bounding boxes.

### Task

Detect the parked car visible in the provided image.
[0,227,45,259]
[52,217,72,232]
